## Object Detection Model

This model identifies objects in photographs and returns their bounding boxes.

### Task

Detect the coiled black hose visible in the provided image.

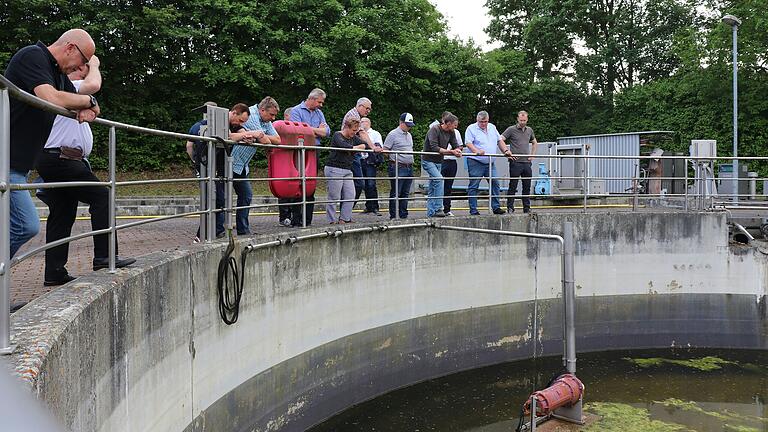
[217,233,249,325]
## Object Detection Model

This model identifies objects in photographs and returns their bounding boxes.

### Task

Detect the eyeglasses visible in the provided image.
[72,44,89,65]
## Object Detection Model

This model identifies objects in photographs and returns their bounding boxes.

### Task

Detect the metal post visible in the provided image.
[633,166,639,212]
[684,158,689,211]
[299,135,307,227]
[582,155,588,213]
[206,140,216,242]
[395,152,399,218]
[731,23,739,204]
[530,396,537,432]
[562,221,576,374]
[224,150,233,234]
[488,156,493,214]
[198,159,208,241]
[108,127,117,272]
[0,88,12,354]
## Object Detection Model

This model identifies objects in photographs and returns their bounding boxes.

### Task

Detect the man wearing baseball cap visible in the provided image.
[383,113,415,219]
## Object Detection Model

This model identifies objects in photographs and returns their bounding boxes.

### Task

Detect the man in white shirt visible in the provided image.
[35,57,135,286]
[464,111,513,215]
[359,117,383,215]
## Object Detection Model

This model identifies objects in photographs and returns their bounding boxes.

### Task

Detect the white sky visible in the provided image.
[430,0,502,51]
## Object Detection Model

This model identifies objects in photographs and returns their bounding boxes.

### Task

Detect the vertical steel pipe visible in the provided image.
[395,152,400,217]
[684,158,689,211]
[0,88,12,354]
[488,156,493,214]
[562,221,576,374]
[732,23,739,204]
[108,127,117,272]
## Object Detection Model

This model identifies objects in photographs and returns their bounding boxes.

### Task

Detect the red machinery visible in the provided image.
[269,121,317,199]
[523,374,584,417]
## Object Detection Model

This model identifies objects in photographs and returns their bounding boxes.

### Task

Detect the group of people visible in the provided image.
[185,91,540,229]
[3,28,539,294]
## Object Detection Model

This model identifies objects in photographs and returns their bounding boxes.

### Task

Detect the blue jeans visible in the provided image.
[421,160,443,216]
[388,163,413,219]
[9,169,40,258]
[215,170,253,235]
[467,158,501,214]
[361,162,379,212]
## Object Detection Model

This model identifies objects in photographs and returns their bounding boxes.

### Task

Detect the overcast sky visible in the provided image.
[430,0,502,51]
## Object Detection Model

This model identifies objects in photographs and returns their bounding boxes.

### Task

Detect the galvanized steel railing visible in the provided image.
[2,73,767,354]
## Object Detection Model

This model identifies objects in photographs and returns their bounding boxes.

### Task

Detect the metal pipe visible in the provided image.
[563,221,576,374]
[684,158,689,211]
[395,151,400,219]
[11,228,112,268]
[108,127,117,272]
[531,396,537,432]
[206,141,215,242]
[732,22,739,205]
[299,135,307,227]
[225,151,233,233]
[732,222,754,242]
[0,88,12,354]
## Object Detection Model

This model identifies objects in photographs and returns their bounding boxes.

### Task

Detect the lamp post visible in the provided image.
[722,14,741,203]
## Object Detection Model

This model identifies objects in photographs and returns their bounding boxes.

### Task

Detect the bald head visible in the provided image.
[49,29,95,74]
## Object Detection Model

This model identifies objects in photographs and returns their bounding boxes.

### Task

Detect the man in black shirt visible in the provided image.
[5,29,99,258]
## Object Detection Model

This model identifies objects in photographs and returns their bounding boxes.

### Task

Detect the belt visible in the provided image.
[43,148,61,154]
[43,147,85,161]
[388,161,412,167]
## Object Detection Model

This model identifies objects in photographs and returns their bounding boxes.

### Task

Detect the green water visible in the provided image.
[308,349,768,432]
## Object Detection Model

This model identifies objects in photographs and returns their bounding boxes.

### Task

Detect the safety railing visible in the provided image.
[2,73,767,354]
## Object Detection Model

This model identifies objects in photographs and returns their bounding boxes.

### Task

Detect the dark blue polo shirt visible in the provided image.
[4,41,75,171]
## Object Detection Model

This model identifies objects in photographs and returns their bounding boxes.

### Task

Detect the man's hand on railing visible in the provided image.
[77,108,98,123]
[450,148,463,157]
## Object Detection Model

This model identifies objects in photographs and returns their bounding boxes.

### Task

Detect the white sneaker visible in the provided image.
[280,218,292,227]
[445,211,455,217]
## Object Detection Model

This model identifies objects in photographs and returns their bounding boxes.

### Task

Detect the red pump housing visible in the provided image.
[269,120,317,199]
[523,374,584,416]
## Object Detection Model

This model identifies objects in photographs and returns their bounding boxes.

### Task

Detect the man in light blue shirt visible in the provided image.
[236,96,280,234]
[464,111,513,215]
[288,88,331,226]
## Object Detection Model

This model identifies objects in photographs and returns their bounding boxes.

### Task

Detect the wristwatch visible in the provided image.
[88,95,98,108]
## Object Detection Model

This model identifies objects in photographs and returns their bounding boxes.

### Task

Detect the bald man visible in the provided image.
[4,29,100,259]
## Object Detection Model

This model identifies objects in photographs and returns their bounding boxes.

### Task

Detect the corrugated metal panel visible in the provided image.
[558,134,639,193]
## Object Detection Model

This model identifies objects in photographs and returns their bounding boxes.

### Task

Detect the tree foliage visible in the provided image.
[1,0,766,176]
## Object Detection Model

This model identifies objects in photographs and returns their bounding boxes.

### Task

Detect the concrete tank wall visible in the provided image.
[7,212,768,432]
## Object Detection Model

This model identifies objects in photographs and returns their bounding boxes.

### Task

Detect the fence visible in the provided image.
[1,74,767,354]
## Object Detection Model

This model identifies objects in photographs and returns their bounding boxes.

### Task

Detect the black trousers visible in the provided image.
[288,195,314,227]
[441,159,457,212]
[508,161,532,210]
[36,151,117,279]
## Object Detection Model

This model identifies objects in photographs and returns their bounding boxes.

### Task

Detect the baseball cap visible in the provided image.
[399,113,415,127]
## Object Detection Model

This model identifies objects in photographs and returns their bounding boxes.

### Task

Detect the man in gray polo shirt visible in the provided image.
[501,110,538,213]
[383,113,415,219]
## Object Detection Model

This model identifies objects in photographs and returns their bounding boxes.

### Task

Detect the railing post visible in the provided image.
[488,155,493,214]
[108,127,117,272]
[684,157,689,211]
[395,151,400,218]
[225,150,233,234]
[198,158,208,241]
[0,87,13,354]
[582,155,588,213]
[299,135,307,227]
[206,140,216,242]
[633,166,639,212]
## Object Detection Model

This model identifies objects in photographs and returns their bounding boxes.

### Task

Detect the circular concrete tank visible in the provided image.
[8,212,768,432]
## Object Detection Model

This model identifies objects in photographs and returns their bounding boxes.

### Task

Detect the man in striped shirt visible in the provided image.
[235,96,281,234]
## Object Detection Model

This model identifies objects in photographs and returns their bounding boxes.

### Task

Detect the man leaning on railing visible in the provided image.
[4,29,101,259]
[36,56,135,286]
